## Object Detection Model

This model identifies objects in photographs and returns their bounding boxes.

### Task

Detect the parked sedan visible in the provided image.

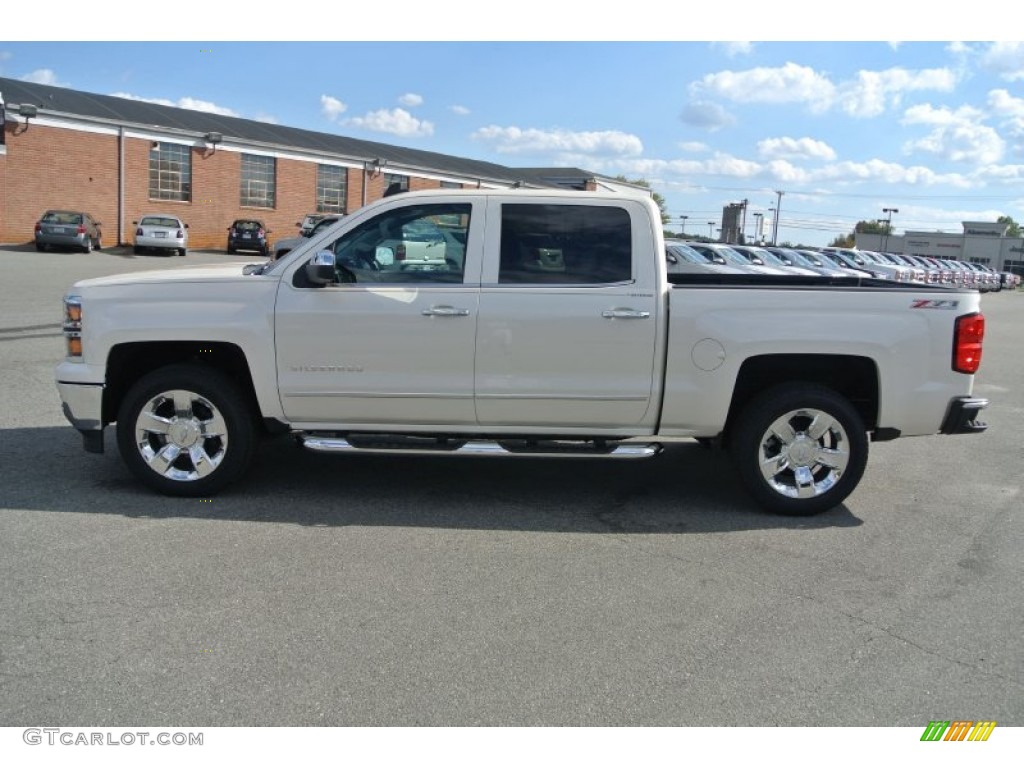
[133,214,188,256]
[227,219,272,255]
[35,210,102,253]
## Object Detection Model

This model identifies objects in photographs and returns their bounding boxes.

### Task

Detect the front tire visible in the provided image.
[116,364,256,497]
[730,384,868,516]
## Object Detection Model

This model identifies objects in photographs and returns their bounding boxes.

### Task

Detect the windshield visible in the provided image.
[666,243,707,265]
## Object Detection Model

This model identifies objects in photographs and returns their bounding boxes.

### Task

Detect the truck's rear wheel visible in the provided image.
[116,364,255,496]
[731,384,868,516]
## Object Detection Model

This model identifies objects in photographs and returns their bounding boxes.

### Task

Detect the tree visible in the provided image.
[997,215,1021,238]
[829,219,892,247]
[615,176,669,225]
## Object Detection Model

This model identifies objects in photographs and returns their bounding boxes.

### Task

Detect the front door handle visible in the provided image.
[602,308,650,319]
[422,305,471,317]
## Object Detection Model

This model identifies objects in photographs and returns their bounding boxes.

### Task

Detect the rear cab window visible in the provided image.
[495,203,633,285]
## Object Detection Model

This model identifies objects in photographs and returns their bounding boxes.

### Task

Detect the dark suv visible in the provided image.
[227,219,271,255]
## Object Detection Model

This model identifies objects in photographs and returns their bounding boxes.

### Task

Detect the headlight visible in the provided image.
[63,295,83,359]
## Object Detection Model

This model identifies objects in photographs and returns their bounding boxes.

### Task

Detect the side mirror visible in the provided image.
[305,250,337,286]
[132,220,138,225]
[666,253,678,264]
[375,246,395,266]
[185,224,189,229]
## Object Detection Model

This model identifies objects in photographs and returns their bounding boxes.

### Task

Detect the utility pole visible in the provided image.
[680,215,688,237]
[772,190,784,246]
[707,221,715,240]
[882,207,898,252]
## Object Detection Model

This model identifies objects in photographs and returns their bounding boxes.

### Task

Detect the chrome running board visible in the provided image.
[298,434,662,460]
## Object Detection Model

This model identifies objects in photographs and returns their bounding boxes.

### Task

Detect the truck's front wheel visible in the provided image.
[116,364,255,496]
[731,384,868,516]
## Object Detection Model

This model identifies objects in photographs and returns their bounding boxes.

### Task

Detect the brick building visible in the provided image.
[0,77,639,249]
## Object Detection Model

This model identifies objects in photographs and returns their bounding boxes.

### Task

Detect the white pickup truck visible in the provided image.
[55,189,989,515]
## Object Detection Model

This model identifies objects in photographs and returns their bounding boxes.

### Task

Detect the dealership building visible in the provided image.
[856,221,1024,275]
[0,76,641,249]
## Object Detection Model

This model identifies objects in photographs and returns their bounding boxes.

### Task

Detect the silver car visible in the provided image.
[134,214,188,256]
[35,210,102,253]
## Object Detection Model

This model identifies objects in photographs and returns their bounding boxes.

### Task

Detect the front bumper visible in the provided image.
[939,396,989,435]
[56,381,105,452]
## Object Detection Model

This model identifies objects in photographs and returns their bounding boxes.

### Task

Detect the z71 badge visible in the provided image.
[911,299,960,310]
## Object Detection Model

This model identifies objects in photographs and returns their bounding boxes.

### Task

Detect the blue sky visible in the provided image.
[3,14,1023,246]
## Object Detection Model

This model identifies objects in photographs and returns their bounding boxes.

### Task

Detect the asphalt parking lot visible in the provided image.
[0,243,1021,726]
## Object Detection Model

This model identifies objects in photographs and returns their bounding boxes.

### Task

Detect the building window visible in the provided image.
[440,181,462,190]
[149,142,192,202]
[241,154,276,208]
[317,164,347,214]
[383,173,409,196]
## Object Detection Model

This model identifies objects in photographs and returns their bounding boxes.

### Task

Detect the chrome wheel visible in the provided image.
[731,384,868,516]
[133,389,228,482]
[757,408,850,499]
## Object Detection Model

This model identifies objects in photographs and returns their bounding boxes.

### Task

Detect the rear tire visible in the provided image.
[178,248,187,257]
[82,239,93,254]
[116,364,256,497]
[730,383,868,516]
[133,246,141,255]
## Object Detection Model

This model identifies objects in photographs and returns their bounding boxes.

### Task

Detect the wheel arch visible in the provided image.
[103,341,261,427]
[722,354,879,446]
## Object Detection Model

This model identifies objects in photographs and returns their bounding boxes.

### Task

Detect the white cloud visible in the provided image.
[320,94,347,122]
[678,141,708,153]
[901,103,1005,165]
[692,62,958,118]
[693,62,836,111]
[757,137,836,162]
[398,93,423,107]
[680,101,735,130]
[610,153,974,190]
[111,91,239,117]
[21,68,67,86]
[0,51,12,62]
[255,113,278,124]
[981,41,1024,81]
[471,125,643,156]
[711,42,753,57]
[176,97,239,117]
[836,67,957,118]
[450,104,470,116]
[988,88,1024,117]
[345,108,434,137]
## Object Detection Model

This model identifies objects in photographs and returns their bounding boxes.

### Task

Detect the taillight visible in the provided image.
[35,222,42,233]
[136,227,144,236]
[396,243,406,261]
[230,228,236,237]
[77,225,86,234]
[176,229,184,238]
[953,312,984,374]
[257,228,265,238]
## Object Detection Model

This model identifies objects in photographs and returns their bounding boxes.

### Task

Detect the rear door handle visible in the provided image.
[422,305,471,317]
[602,309,650,319]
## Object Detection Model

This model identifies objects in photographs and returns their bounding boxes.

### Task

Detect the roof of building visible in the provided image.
[0,76,594,188]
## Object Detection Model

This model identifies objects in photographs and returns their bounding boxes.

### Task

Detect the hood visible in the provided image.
[72,263,259,290]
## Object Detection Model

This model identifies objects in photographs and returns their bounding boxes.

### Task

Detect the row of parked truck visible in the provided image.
[666,239,1020,291]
